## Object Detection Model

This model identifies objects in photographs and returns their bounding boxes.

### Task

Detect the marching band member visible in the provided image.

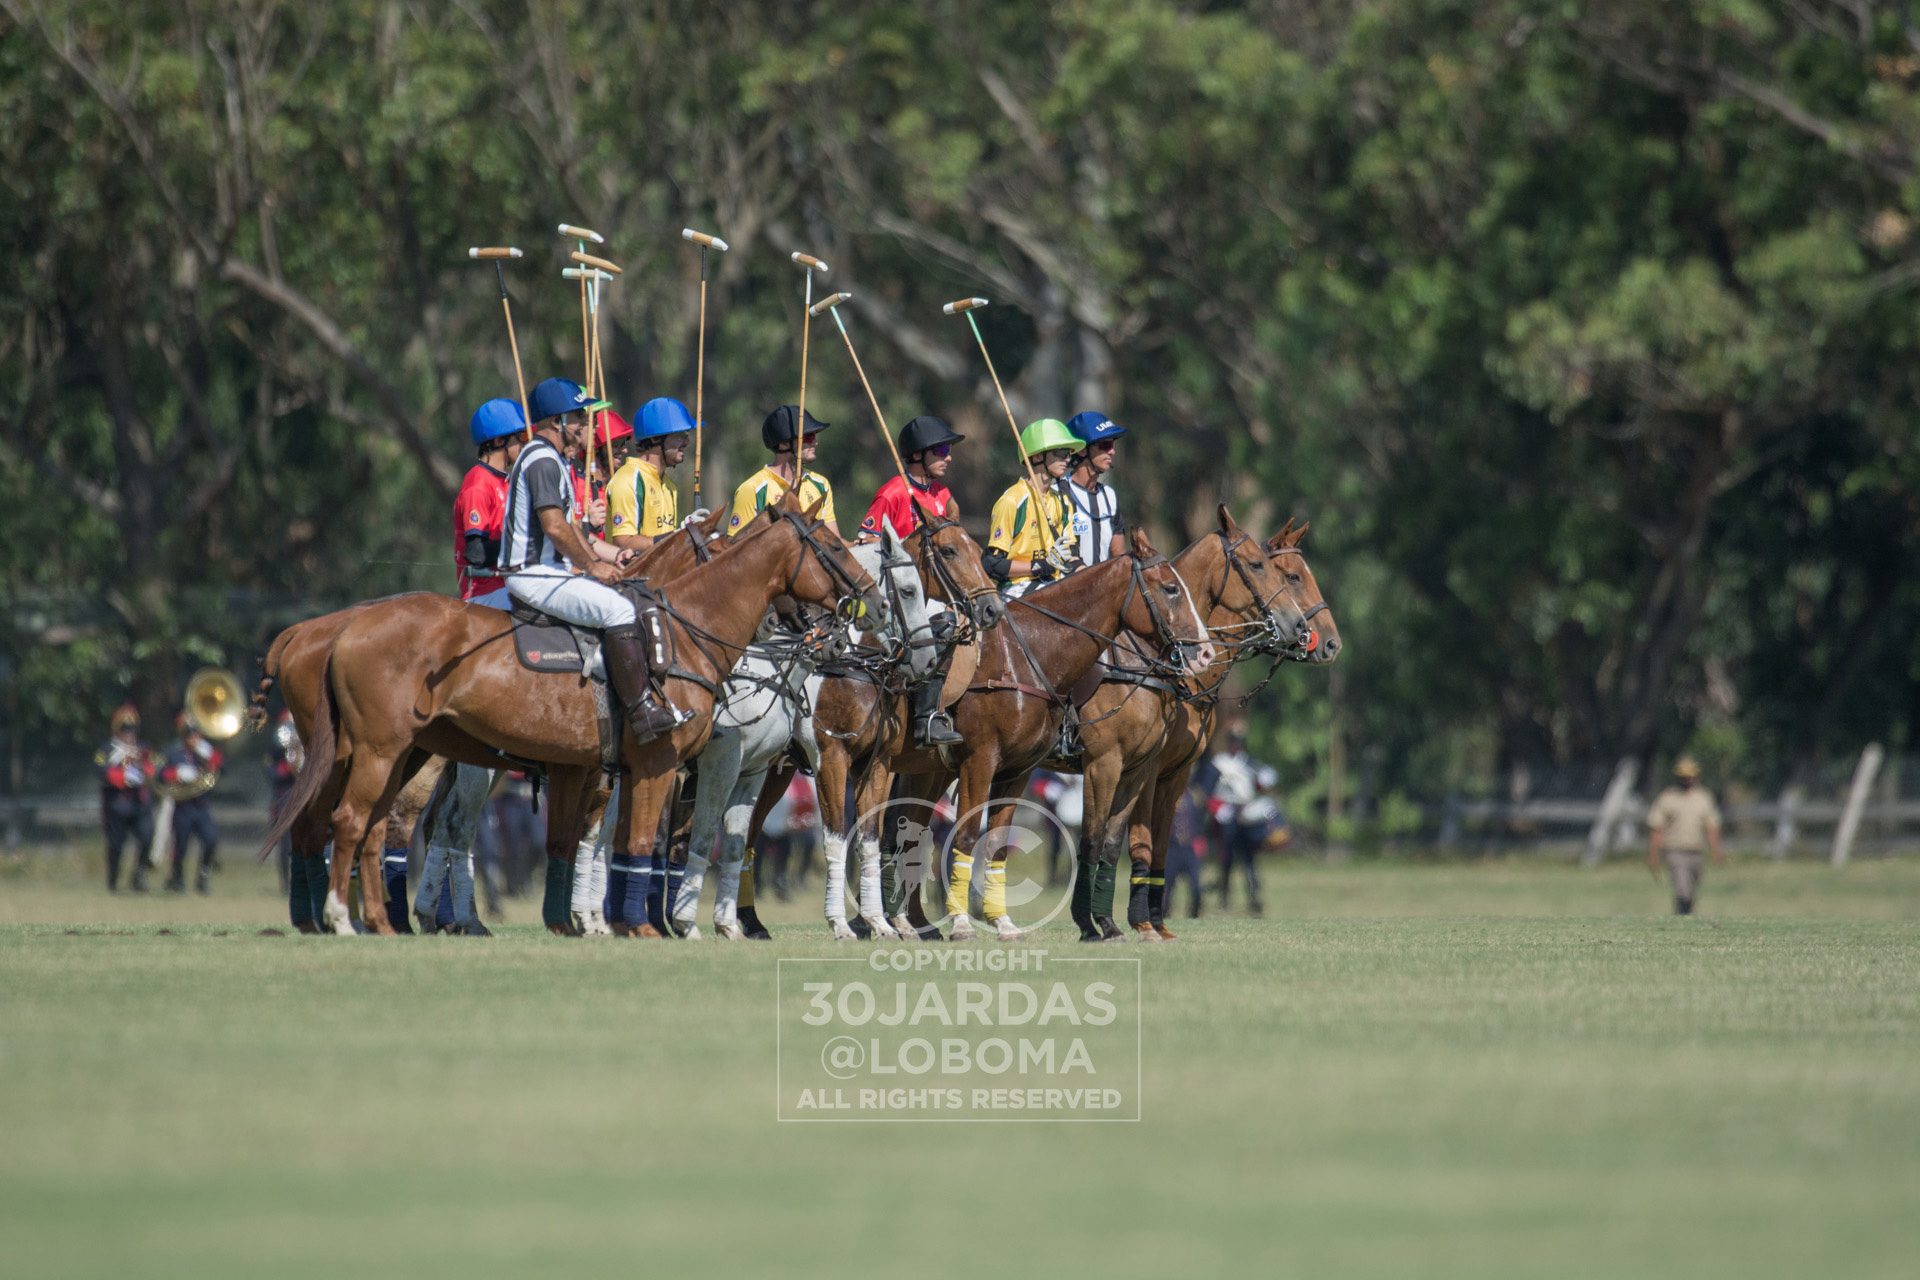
[607,398,695,553]
[1062,410,1128,566]
[982,417,1077,599]
[857,414,967,748]
[94,704,156,893]
[726,405,836,536]
[456,397,527,609]
[159,714,222,894]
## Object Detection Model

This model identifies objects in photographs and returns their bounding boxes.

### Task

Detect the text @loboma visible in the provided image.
[777,951,1140,1122]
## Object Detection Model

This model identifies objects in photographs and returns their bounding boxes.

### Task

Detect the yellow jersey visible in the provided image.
[727,465,836,537]
[607,457,678,540]
[988,478,1070,588]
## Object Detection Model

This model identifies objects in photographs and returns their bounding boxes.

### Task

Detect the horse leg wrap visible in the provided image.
[415,843,449,922]
[675,851,708,927]
[981,859,1007,920]
[1146,876,1167,929]
[1089,858,1119,924]
[383,848,413,933]
[606,855,630,925]
[287,850,314,928]
[644,853,668,933]
[714,849,742,931]
[879,833,904,918]
[946,853,973,920]
[822,832,848,923]
[542,857,571,929]
[571,837,603,918]
[622,855,650,928]
[1127,858,1151,926]
[857,834,885,923]
[1071,855,1097,933]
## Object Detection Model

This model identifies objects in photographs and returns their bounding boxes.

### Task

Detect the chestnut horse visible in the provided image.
[272,501,877,934]
[1127,520,1341,938]
[886,527,1213,942]
[1048,507,1310,940]
[253,511,730,930]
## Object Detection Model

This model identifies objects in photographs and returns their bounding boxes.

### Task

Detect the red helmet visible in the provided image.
[593,407,633,449]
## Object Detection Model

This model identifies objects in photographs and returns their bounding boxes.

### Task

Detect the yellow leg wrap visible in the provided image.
[946,853,972,918]
[982,859,1007,920]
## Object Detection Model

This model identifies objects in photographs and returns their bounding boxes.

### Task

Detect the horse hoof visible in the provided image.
[744,925,773,940]
[868,917,902,941]
[829,918,859,942]
[948,916,977,943]
[1131,921,1161,942]
[453,919,493,938]
[1153,924,1180,941]
[414,911,442,935]
[888,914,919,941]
[716,921,746,941]
[636,923,665,939]
[678,923,702,940]
[993,917,1025,943]
[588,911,614,937]
[669,917,696,939]
[546,921,581,937]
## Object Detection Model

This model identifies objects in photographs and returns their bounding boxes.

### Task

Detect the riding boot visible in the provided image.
[604,623,689,745]
[1072,854,1099,941]
[910,676,963,749]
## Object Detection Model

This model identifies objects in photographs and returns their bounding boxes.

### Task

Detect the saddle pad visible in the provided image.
[937,637,979,710]
[513,621,587,673]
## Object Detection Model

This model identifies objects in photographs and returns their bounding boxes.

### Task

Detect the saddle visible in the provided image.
[507,583,674,776]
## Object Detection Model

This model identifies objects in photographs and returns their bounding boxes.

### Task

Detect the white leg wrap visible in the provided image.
[323,888,355,936]
[450,847,477,925]
[855,835,896,938]
[674,854,708,926]
[822,831,848,924]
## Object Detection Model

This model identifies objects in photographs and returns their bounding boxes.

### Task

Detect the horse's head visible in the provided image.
[852,524,939,683]
[781,493,883,625]
[1122,526,1213,676]
[1266,519,1339,663]
[911,512,1004,631]
[1201,505,1309,655]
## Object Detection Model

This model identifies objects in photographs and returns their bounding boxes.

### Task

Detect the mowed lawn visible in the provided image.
[2,849,1917,1279]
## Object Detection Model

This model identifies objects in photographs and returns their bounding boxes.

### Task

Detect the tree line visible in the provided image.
[4,1,1917,829]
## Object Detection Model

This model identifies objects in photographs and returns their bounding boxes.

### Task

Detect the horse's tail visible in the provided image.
[257,652,341,862]
[247,625,298,732]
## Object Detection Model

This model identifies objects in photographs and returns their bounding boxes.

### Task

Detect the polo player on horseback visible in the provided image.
[1063,410,1128,566]
[502,376,691,744]
[727,405,837,536]
[856,413,967,749]
[607,397,706,553]
[455,398,527,610]
[983,417,1078,599]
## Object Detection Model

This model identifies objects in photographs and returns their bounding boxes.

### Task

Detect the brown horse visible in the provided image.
[1126,519,1341,938]
[254,510,731,930]
[295,500,876,934]
[884,527,1212,942]
[1051,507,1310,940]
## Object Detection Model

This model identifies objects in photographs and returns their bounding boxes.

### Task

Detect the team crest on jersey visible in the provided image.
[611,514,625,526]
[469,511,482,525]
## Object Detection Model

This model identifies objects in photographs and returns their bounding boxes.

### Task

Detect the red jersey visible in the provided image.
[859,474,953,541]
[454,462,509,600]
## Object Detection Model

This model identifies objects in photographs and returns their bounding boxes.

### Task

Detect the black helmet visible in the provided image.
[761,404,829,451]
[898,415,964,459]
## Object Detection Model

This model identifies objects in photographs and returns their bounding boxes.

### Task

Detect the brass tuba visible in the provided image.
[156,668,245,801]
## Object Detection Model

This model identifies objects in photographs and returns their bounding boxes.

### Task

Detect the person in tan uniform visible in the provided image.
[1646,757,1723,915]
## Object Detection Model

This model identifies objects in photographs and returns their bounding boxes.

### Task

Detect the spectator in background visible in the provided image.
[1026,768,1083,887]
[94,704,157,893]
[1647,756,1723,915]
[1164,784,1209,923]
[159,714,222,894]
[764,772,819,902]
[494,771,544,897]
[1196,718,1280,916]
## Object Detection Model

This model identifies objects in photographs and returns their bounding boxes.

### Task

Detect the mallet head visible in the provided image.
[808,291,852,316]
[943,297,990,314]
[682,228,730,251]
[561,267,614,282]
[557,223,606,244]
[468,247,524,260]
[569,250,622,275]
[791,251,830,273]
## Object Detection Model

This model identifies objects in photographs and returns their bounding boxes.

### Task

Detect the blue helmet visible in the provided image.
[528,377,591,423]
[1066,410,1125,445]
[636,397,696,441]
[469,398,527,445]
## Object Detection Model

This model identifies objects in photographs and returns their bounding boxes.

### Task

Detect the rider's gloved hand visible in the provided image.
[1027,558,1057,583]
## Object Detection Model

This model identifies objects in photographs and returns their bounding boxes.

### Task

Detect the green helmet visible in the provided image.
[1019,417,1078,458]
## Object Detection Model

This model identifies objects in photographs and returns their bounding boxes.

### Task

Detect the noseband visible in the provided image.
[781,510,876,623]
[1211,529,1303,656]
[911,514,1000,628]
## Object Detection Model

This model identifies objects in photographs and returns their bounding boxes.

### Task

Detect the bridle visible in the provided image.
[779,509,877,624]
[911,513,1001,631]
[1268,542,1330,659]
[868,539,940,675]
[1018,551,1202,678]
[1207,529,1306,658]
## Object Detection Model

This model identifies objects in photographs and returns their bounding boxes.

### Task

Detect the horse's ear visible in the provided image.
[1217,505,1239,536]
[1265,518,1295,552]
[1282,520,1309,549]
[1128,525,1155,558]
[774,486,803,513]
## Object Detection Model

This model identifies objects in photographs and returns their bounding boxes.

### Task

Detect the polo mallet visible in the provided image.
[812,292,914,494]
[559,224,605,424]
[564,265,619,484]
[791,251,830,424]
[469,247,532,440]
[682,228,730,508]
[944,296,1062,548]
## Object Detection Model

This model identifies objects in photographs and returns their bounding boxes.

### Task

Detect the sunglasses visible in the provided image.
[929,443,952,458]
[802,432,820,445]
[1090,439,1117,452]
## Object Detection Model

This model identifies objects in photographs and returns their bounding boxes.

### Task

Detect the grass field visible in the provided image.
[3,847,1917,1278]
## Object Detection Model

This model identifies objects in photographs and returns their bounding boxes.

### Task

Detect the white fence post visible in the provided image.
[1831,744,1885,868]
[1584,757,1638,867]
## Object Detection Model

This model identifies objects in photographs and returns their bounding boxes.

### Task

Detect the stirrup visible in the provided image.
[915,710,963,748]
[628,694,693,745]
